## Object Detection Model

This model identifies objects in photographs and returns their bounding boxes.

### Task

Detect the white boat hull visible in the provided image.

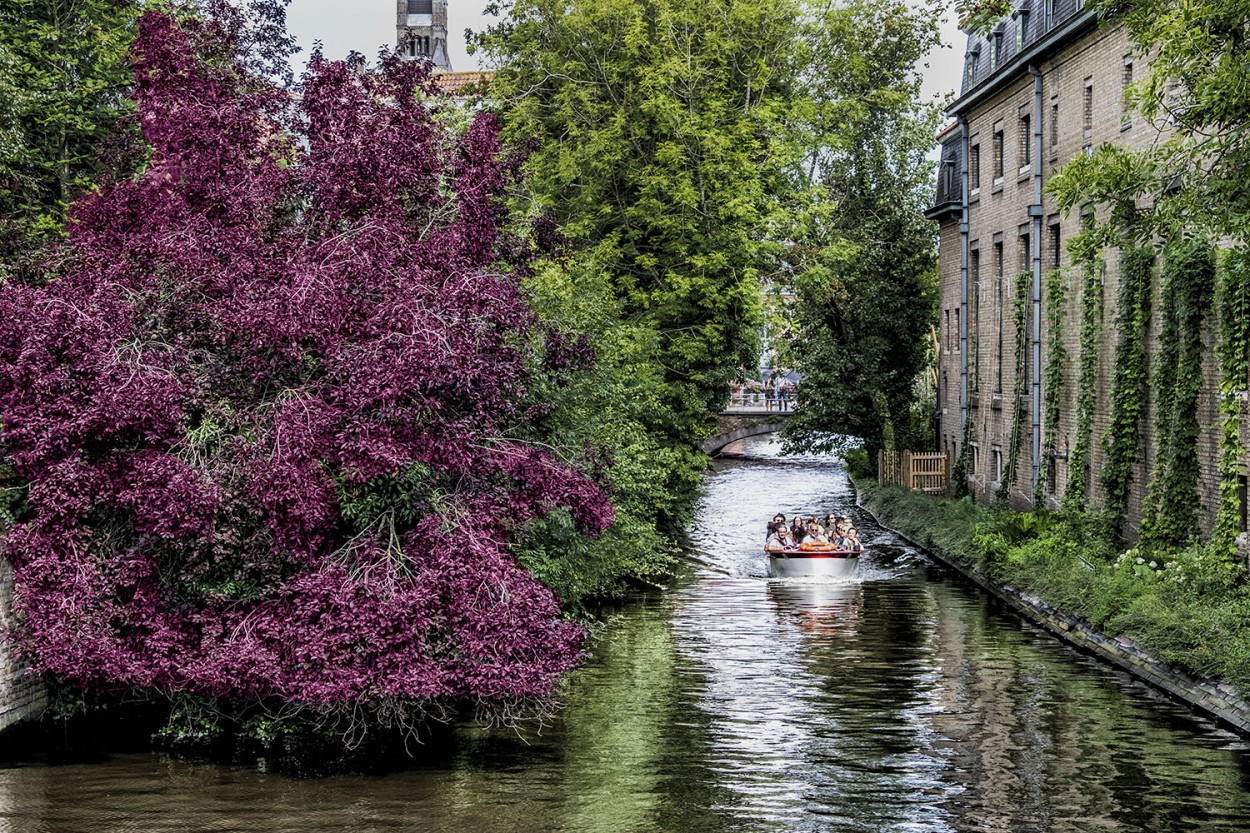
[767,551,860,579]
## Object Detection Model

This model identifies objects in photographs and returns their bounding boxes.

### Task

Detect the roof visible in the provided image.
[432,71,491,98]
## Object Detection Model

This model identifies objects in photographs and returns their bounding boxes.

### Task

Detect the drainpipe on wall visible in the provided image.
[959,116,970,468]
[1028,64,1044,503]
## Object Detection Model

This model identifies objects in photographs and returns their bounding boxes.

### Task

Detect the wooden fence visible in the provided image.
[878,450,950,495]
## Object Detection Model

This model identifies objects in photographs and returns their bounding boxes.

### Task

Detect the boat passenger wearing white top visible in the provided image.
[765,522,792,552]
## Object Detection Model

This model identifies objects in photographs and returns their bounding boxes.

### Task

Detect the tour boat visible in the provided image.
[767,545,861,579]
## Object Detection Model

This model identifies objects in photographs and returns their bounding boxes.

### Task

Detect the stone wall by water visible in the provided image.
[0,556,44,733]
[859,494,1250,736]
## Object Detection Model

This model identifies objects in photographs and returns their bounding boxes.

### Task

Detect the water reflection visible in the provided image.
[3,435,1250,832]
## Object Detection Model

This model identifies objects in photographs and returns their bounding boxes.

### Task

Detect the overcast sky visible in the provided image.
[286,0,967,109]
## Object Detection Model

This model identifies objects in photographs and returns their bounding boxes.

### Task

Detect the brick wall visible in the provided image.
[0,556,45,734]
[934,13,1249,536]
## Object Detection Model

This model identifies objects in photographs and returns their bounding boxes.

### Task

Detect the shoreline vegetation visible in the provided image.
[854,477,1250,708]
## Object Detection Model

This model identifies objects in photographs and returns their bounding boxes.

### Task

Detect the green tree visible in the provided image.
[780,0,941,463]
[475,0,802,601]
[0,0,145,277]
[477,0,799,444]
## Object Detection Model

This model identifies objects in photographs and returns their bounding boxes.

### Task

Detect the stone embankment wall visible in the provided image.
[0,556,45,734]
[859,495,1250,735]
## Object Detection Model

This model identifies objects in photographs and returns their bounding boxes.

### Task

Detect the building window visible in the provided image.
[966,52,980,87]
[970,143,981,193]
[1049,219,1061,271]
[1015,12,1027,52]
[1019,112,1032,172]
[945,310,951,351]
[995,240,1004,394]
[1047,452,1058,495]
[1077,0,1085,9]
[955,309,961,353]
[1019,232,1030,275]
[1122,57,1134,128]
[1083,78,1094,147]
[1044,0,1054,29]
[990,33,1001,72]
[992,447,1003,483]
[993,122,1005,183]
[970,443,979,475]
[1049,96,1059,157]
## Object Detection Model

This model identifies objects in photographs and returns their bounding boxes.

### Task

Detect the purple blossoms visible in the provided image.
[0,13,612,713]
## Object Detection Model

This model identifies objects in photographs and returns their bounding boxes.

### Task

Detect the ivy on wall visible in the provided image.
[1036,267,1069,506]
[998,271,1032,506]
[1064,257,1105,512]
[1213,248,1250,551]
[1139,240,1215,548]
[1101,246,1155,534]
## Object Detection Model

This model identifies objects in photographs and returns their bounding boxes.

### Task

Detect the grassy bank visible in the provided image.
[858,481,1250,696]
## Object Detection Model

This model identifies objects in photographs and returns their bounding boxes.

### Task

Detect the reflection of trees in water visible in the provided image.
[919,581,1250,832]
[551,596,740,833]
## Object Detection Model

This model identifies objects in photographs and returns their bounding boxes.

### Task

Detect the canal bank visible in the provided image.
[856,479,1250,737]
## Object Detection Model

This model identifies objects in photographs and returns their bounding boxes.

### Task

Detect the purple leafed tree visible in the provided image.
[0,11,612,727]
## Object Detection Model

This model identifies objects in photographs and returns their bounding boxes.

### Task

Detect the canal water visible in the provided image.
[3,437,1250,832]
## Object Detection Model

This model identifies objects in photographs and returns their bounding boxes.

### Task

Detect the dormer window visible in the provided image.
[965,48,980,86]
[989,32,1002,72]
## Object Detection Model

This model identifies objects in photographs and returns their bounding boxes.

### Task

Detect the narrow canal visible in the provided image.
[4,437,1250,831]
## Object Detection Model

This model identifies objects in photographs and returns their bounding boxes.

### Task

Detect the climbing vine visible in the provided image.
[1036,267,1068,507]
[1101,246,1154,534]
[952,416,973,499]
[998,271,1032,506]
[1064,256,1105,512]
[1139,240,1214,548]
[1213,248,1250,551]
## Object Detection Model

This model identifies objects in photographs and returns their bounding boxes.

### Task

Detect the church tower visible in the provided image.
[396,0,452,72]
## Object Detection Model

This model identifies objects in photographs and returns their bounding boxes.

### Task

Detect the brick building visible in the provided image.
[927,1,1246,535]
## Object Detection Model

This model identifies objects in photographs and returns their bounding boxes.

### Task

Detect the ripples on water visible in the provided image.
[3,436,1250,832]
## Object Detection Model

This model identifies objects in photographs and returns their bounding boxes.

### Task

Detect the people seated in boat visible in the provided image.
[824,513,838,533]
[790,516,805,540]
[841,527,864,553]
[768,513,786,539]
[766,522,795,552]
[801,521,828,544]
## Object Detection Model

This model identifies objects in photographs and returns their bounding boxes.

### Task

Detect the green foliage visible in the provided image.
[1139,240,1214,549]
[842,446,871,480]
[477,0,808,606]
[0,0,145,277]
[864,482,1250,696]
[997,271,1031,507]
[1064,257,1104,511]
[1037,268,1068,506]
[1100,246,1153,533]
[1081,0,1250,243]
[1213,248,1250,551]
[478,0,794,441]
[953,0,1013,35]
[780,0,940,461]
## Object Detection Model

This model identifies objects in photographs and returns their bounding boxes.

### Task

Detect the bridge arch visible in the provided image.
[703,408,791,455]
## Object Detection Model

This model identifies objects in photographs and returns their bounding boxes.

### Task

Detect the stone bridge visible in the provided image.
[703,406,792,455]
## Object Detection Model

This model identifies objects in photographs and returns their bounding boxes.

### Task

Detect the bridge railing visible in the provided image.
[879,450,950,496]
